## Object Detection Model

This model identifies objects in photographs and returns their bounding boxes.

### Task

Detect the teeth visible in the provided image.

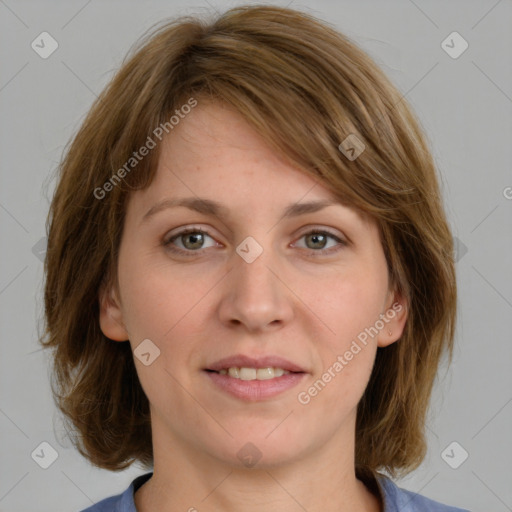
[218,367,290,380]
[228,367,240,378]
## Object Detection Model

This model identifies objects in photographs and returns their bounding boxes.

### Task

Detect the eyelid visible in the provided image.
[164,224,217,241]
[294,225,346,241]
[163,225,220,250]
[164,224,346,241]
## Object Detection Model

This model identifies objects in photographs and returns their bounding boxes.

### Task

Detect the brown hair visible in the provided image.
[40,4,457,479]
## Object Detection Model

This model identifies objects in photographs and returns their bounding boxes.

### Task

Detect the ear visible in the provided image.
[98,280,129,342]
[376,288,408,348]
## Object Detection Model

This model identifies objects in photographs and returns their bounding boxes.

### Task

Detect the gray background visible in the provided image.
[1,1,511,511]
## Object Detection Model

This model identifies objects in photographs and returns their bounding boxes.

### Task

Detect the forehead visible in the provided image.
[162,101,297,174]
[128,101,375,231]
[156,102,344,203]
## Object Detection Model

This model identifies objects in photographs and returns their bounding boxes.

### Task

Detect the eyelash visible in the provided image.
[163,227,346,257]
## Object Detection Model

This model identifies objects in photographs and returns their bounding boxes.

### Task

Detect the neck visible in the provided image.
[134,415,382,512]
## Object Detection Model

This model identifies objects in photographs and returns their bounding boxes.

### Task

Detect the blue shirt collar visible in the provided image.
[97,470,468,512]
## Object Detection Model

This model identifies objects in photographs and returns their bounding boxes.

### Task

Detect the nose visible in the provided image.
[217,240,294,332]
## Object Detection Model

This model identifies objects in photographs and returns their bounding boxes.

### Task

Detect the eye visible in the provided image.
[292,229,346,256]
[163,227,347,257]
[164,227,218,256]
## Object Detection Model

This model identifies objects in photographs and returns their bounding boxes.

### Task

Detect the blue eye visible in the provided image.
[164,227,346,257]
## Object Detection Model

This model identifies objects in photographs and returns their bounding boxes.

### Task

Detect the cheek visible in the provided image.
[118,249,210,341]
[117,256,207,409]
[305,270,385,404]
[317,270,388,345]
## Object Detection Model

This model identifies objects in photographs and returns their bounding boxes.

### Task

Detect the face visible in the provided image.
[99,101,407,469]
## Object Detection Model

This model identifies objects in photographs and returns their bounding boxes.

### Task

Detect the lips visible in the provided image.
[205,354,307,373]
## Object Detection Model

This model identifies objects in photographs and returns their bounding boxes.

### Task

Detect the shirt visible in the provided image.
[79,472,470,512]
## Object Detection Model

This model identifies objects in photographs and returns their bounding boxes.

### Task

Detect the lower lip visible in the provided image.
[204,371,306,401]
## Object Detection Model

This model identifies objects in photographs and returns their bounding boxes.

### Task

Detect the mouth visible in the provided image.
[203,354,307,401]
[205,366,303,380]
[205,354,307,374]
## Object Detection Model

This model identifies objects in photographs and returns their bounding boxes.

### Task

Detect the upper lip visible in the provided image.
[205,354,307,373]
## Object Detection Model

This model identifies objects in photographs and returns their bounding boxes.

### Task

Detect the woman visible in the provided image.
[40,5,469,511]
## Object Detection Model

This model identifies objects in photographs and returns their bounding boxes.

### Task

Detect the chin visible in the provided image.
[207,435,307,470]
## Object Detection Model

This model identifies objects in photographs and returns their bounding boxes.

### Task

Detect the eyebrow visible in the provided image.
[140,197,339,225]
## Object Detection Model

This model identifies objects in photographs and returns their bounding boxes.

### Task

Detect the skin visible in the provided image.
[99,101,408,512]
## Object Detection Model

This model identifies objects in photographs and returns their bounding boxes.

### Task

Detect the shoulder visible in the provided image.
[79,494,119,512]
[78,472,153,512]
[375,473,471,512]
